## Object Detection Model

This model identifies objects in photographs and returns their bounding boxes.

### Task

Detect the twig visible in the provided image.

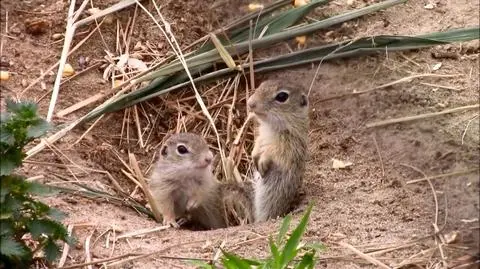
[105,240,206,267]
[117,225,170,239]
[366,104,480,128]
[58,224,74,267]
[58,253,141,269]
[128,153,163,222]
[46,0,137,121]
[372,133,385,179]
[133,105,145,148]
[308,39,357,96]
[338,241,391,269]
[461,114,479,145]
[399,163,447,267]
[57,93,104,117]
[84,230,94,269]
[233,114,253,145]
[317,73,461,103]
[433,223,448,267]
[400,163,439,224]
[71,115,105,146]
[406,168,479,184]
[135,0,228,177]
[60,61,102,86]
[248,20,255,104]
[46,0,88,121]
[25,175,44,182]
[420,82,462,91]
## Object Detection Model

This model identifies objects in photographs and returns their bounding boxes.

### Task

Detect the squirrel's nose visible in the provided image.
[204,151,214,165]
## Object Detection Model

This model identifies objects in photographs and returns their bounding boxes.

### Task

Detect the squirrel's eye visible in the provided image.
[176,145,189,155]
[275,91,289,103]
[161,146,168,156]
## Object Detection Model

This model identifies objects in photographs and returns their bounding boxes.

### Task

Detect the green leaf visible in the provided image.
[6,98,38,116]
[5,99,20,113]
[0,159,18,176]
[26,120,49,139]
[303,243,326,252]
[221,250,260,269]
[47,208,67,221]
[0,236,29,258]
[0,111,11,123]
[0,182,11,203]
[0,129,14,145]
[43,239,60,262]
[222,258,240,269]
[279,204,313,268]
[277,214,292,245]
[294,251,315,269]
[1,194,23,216]
[268,237,280,268]
[0,150,25,176]
[0,220,15,236]
[27,182,57,196]
[27,219,69,241]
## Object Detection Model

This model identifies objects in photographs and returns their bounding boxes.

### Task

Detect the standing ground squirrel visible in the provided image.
[247,79,309,222]
[149,133,226,229]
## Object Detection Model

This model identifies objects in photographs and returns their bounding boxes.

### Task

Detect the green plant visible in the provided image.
[0,100,72,268]
[193,204,324,269]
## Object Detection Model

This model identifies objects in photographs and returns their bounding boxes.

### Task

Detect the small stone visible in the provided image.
[62,63,75,77]
[424,3,435,9]
[52,33,63,40]
[432,62,442,71]
[0,71,10,81]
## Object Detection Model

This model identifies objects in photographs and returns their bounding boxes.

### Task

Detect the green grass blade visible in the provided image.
[137,0,405,82]
[294,251,316,269]
[199,0,293,52]
[279,204,313,268]
[80,25,477,123]
[253,26,480,71]
[230,0,330,43]
[276,214,292,245]
[303,243,327,252]
[269,237,281,267]
[221,251,258,269]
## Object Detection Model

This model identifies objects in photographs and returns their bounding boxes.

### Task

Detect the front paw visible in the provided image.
[162,216,180,228]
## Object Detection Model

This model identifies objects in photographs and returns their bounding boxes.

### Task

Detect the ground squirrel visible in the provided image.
[247,79,309,222]
[149,133,226,229]
[149,133,252,229]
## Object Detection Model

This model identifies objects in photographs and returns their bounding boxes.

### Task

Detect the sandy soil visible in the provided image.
[0,0,479,268]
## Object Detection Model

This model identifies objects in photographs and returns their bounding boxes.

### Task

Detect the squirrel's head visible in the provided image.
[247,79,308,130]
[158,133,214,171]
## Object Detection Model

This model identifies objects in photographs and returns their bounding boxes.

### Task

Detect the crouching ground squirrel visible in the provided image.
[149,133,252,229]
[247,79,309,222]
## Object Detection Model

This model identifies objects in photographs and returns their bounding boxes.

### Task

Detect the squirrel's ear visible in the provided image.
[300,94,308,107]
[161,146,168,157]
